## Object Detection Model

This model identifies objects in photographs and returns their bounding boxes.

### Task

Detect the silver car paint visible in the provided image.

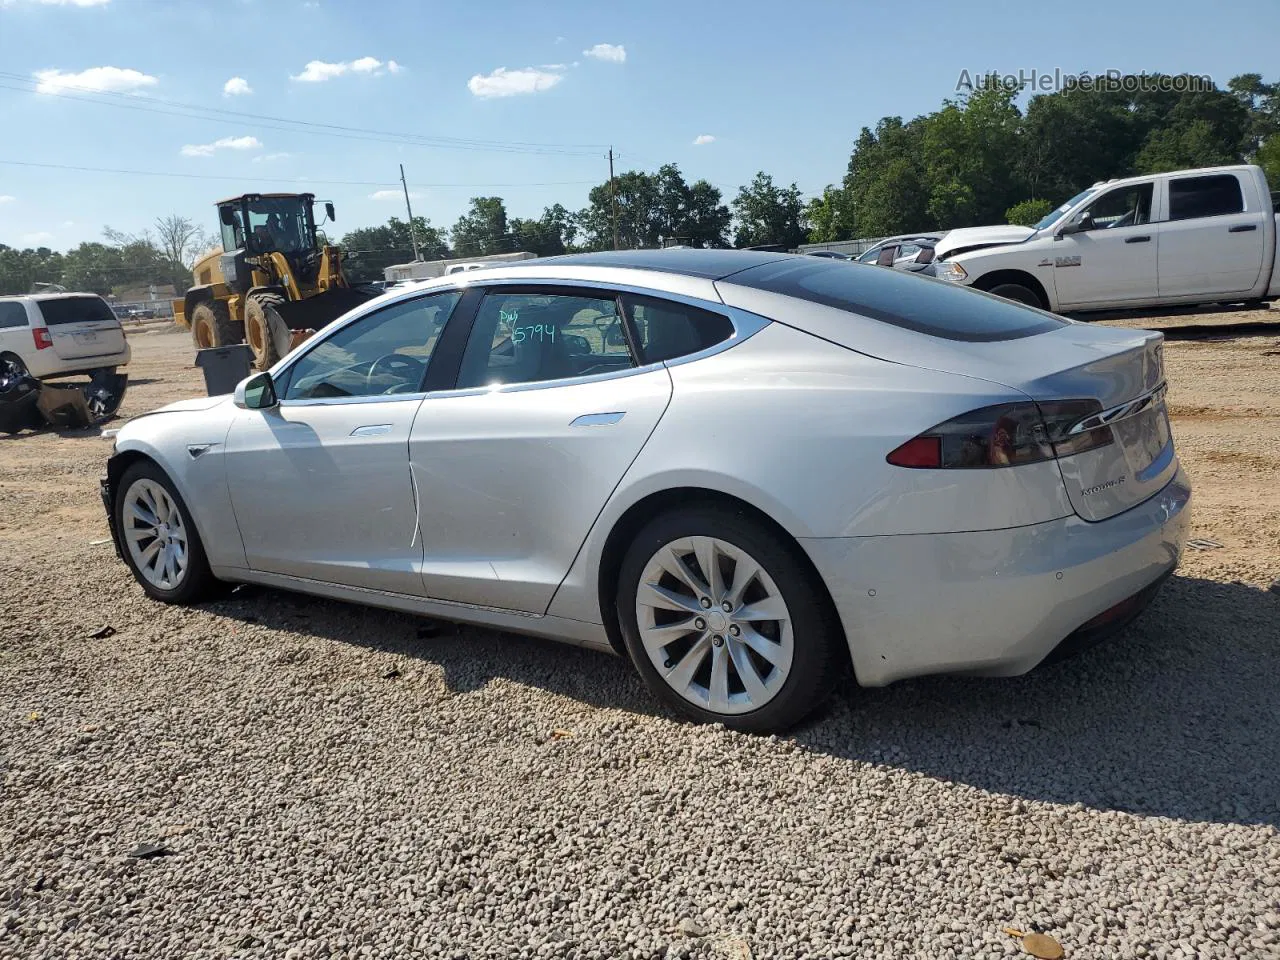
[803,466,1190,686]
[111,257,1189,684]
[409,365,674,612]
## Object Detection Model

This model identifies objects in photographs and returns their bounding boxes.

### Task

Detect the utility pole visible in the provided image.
[400,163,422,261]
[607,147,620,251]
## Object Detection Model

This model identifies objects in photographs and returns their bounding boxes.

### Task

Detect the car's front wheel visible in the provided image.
[115,460,226,604]
[616,506,842,733]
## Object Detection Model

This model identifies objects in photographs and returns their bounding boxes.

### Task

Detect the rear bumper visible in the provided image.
[28,345,130,380]
[801,466,1192,687]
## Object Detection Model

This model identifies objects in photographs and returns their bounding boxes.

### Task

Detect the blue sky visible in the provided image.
[0,0,1276,253]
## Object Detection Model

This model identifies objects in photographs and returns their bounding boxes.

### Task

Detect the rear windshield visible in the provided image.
[37,296,118,326]
[726,259,1066,342]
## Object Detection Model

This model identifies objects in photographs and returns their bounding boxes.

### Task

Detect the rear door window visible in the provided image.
[725,258,1066,342]
[36,296,118,326]
[1168,174,1245,221]
[620,294,735,363]
[0,302,28,329]
[457,290,635,388]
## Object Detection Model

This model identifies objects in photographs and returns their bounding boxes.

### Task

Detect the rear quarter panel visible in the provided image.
[546,322,1076,623]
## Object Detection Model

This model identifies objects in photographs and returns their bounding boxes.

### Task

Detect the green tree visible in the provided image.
[1252,136,1280,189]
[0,245,64,296]
[451,197,510,257]
[1229,73,1280,155]
[1136,119,1237,173]
[843,118,931,237]
[805,186,854,243]
[731,172,807,249]
[1005,199,1055,226]
[509,204,576,257]
[919,85,1025,228]
[575,165,728,250]
[340,216,449,282]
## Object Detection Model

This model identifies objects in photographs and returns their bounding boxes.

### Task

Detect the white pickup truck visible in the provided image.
[931,164,1280,313]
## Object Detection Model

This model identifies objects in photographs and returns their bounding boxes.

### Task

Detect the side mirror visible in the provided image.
[233,371,278,410]
[325,202,336,223]
[219,206,238,227]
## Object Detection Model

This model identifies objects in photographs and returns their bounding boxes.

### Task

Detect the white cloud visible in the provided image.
[33,66,158,95]
[292,56,400,82]
[0,195,14,204]
[555,35,565,44]
[21,232,54,245]
[583,43,625,63]
[223,76,252,97]
[692,134,715,146]
[468,66,563,98]
[370,189,422,201]
[181,135,262,157]
[252,152,291,163]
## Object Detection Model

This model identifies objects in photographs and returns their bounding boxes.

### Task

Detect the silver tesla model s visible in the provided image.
[101,250,1190,732]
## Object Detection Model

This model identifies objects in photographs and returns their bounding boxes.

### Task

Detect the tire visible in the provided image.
[189,299,240,350]
[1,352,30,378]
[244,291,287,371]
[615,505,841,733]
[114,460,228,604]
[987,283,1043,308]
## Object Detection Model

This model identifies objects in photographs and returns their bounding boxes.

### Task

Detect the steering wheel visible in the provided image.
[366,353,426,393]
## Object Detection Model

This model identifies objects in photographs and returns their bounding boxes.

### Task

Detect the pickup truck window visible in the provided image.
[1035,188,1098,229]
[1168,175,1244,221]
[1079,184,1153,230]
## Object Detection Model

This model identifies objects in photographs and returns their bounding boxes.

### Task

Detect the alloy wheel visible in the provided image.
[635,536,794,715]
[122,478,189,590]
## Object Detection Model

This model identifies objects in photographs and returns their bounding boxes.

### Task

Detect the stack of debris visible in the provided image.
[0,361,128,434]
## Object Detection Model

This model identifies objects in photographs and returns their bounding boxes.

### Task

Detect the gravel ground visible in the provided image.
[2,321,1279,960]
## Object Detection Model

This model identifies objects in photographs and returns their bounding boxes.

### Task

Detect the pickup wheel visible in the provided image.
[987,283,1043,308]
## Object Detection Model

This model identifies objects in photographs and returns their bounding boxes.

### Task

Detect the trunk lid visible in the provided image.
[37,296,128,361]
[911,324,1175,521]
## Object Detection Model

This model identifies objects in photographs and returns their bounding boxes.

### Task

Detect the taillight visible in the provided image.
[886,400,1113,469]
[32,328,53,350]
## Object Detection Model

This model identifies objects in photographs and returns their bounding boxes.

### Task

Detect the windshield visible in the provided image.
[1034,188,1099,230]
[245,197,313,254]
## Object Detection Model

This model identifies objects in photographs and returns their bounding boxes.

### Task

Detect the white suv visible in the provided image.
[0,293,131,379]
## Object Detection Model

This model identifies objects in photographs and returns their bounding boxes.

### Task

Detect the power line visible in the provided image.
[0,73,608,157]
[0,158,599,189]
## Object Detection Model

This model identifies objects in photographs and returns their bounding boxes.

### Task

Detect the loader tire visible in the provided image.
[245,291,288,371]
[190,299,241,351]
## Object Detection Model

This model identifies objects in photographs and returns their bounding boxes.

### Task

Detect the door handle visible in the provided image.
[1124,235,1151,243]
[1228,223,1257,233]
[570,412,625,427]
[350,424,392,437]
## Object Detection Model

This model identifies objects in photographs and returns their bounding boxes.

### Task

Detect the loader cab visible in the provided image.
[217,193,319,258]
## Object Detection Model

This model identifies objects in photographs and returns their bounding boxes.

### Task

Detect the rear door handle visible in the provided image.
[350,424,392,437]
[1229,223,1257,233]
[570,412,625,427]
[1124,235,1151,243]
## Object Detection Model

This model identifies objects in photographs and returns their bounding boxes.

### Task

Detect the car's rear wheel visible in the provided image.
[115,460,226,604]
[987,283,1043,308]
[616,506,841,733]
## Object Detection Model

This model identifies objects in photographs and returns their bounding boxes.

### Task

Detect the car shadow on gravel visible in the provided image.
[213,574,1279,829]
[794,575,1280,829]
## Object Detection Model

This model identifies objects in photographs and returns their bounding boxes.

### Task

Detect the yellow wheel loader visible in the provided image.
[174,193,376,370]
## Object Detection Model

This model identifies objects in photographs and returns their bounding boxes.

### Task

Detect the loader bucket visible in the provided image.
[267,287,378,359]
